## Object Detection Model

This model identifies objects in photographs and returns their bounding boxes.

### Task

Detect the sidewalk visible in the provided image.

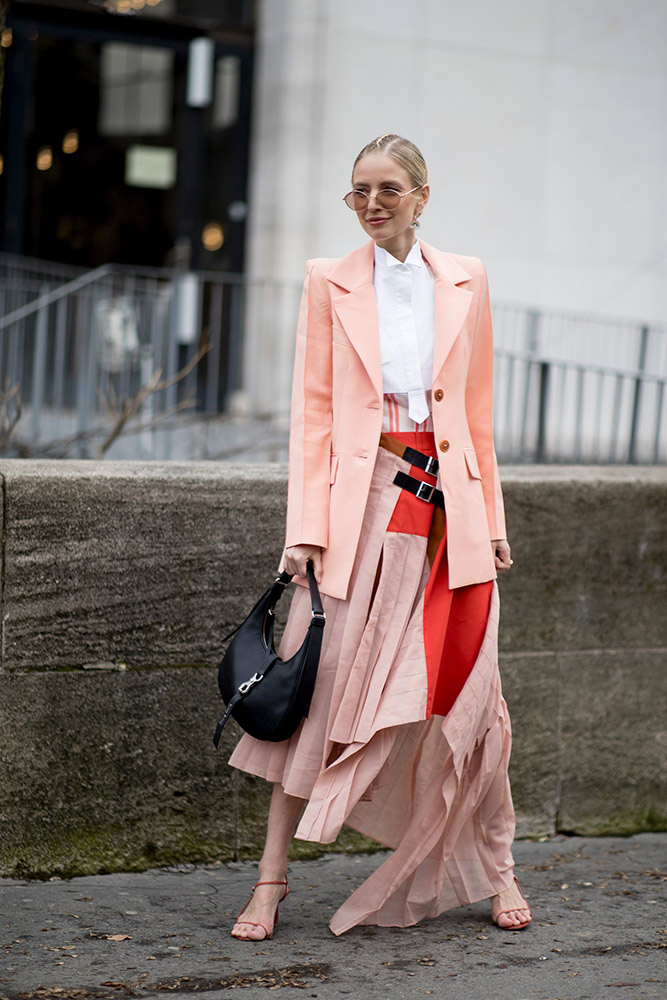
[1,834,664,1000]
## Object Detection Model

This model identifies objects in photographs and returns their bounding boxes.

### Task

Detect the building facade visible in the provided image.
[1,0,254,272]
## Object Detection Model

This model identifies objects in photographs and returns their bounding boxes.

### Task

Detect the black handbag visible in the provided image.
[213,563,325,747]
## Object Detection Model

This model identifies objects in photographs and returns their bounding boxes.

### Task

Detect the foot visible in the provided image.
[490,876,532,930]
[230,878,289,941]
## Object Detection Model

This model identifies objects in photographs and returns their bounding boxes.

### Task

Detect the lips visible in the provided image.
[366,216,390,226]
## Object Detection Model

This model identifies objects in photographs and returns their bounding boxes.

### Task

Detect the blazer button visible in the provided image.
[439,440,450,452]
[434,389,444,402]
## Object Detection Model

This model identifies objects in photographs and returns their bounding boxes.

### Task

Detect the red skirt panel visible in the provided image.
[384,431,493,720]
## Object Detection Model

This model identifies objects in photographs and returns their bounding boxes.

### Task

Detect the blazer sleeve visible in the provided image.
[464,262,507,541]
[284,260,334,550]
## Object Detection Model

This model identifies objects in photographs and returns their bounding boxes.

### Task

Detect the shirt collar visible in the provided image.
[374,240,424,271]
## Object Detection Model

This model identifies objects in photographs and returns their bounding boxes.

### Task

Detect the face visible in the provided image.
[350,151,429,254]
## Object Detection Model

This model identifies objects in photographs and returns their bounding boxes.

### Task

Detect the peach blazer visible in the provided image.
[284,238,507,601]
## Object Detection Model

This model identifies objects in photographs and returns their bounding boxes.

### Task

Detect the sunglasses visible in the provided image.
[342,185,423,211]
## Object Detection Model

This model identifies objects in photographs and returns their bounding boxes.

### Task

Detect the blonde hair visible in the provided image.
[352,134,428,188]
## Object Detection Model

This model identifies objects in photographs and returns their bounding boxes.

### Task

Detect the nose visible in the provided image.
[366,189,381,210]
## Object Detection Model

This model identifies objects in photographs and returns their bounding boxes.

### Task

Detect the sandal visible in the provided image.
[231,879,290,941]
[491,876,532,931]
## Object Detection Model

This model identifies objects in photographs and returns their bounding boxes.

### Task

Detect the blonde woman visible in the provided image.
[229,134,531,939]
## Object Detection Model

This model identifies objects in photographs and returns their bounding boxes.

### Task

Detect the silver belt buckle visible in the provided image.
[424,456,439,477]
[415,480,435,503]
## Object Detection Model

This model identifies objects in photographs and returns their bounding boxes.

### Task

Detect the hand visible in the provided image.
[283,544,323,582]
[492,538,512,571]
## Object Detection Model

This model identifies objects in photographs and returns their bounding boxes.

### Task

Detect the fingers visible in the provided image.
[282,553,302,577]
[283,545,323,581]
[309,548,323,583]
[492,539,512,572]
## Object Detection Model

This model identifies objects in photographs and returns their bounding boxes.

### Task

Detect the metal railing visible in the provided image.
[492,307,667,463]
[0,255,301,459]
[1,253,665,463]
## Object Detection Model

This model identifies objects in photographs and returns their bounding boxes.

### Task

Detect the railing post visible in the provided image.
[535,361,550,463]
[206,282,223,415]
[653,382,664,464]
[30,285,49,441]
[75,291,96,458]
[140,345,154,458]
[520,309,539,460]
[226,282,244,399]
[628,325,649,463]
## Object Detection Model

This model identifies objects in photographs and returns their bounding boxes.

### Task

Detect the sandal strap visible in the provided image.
[492,876,532,922]
[252,879,290,901]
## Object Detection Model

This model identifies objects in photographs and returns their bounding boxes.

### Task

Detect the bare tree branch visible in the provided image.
[0,340,211,460]
[96,342,210,458]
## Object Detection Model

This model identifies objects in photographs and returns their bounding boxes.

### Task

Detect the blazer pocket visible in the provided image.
[330,454,340,485]
[464,448,482,480]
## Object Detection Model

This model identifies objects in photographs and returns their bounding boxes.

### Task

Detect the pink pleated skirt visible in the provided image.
[228,444,516,935]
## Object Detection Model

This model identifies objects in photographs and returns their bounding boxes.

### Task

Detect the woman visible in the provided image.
[229,134,531,940]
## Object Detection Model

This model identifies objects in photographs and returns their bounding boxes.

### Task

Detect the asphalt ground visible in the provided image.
[1,834,665,1000]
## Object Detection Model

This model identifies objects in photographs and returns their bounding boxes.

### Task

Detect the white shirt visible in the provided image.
[373,241,435,425]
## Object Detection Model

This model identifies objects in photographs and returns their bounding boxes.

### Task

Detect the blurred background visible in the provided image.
[0,0,666,462]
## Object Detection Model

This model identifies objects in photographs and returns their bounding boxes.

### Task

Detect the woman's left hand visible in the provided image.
[492,538,512,571]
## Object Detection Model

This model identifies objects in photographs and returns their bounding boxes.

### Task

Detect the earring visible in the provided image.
[410,218,421,229]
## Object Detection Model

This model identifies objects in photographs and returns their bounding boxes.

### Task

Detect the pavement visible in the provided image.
[0,833,664,1000]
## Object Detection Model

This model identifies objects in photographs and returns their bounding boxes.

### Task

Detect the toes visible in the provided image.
[494,907,531,928]
[231,922,267,941]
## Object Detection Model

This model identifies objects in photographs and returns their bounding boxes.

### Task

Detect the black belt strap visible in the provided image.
[393,471,445,508]
[401,446,439,477]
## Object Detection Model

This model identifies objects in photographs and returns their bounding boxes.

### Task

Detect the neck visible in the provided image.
[375,232,417,263]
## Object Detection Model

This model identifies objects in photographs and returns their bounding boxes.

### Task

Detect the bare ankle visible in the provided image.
[256,868,288,885]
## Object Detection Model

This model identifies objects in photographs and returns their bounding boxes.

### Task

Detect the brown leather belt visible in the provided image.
[379,433,440,477]
[379,434,445,509]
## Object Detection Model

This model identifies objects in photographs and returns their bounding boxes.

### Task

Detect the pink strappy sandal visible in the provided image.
[231,879,290,941]
[491,876,532,931]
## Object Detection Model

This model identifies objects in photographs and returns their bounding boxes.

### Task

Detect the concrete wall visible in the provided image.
[0,460,665,878]
[248,0,667,317]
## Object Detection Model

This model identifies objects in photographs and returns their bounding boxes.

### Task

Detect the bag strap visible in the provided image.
[273,562,324,617]
[220,570,292,644]
[305,562,324,617]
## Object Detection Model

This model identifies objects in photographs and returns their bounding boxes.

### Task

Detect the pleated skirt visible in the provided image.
[228,442,516,935]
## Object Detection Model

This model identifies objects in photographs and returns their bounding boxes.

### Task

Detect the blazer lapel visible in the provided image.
[324,238,475,399]
[327,242,382,399]
[420,240,474,383]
